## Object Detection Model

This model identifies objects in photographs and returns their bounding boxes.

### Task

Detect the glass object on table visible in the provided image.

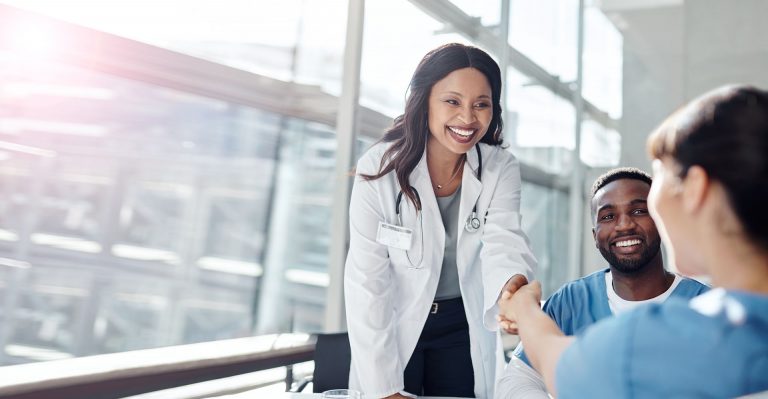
[321,389,362,399]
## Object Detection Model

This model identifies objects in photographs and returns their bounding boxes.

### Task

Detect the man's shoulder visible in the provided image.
[552,269,608,295]
[674,275,711,297]
[546,268,608,306]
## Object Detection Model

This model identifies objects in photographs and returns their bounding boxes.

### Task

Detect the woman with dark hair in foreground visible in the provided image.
[500,85,768,398]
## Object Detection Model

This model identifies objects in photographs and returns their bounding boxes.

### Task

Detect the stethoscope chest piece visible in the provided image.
[465,211,481,233]
[463,144,483,233]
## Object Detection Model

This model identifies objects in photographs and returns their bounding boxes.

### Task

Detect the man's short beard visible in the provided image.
[600,237,662,274]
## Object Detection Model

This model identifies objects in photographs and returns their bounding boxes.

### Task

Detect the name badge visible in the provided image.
[376,221,413,250]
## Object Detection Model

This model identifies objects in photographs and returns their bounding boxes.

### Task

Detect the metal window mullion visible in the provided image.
[499,0,512,144]
[567,0,587,281]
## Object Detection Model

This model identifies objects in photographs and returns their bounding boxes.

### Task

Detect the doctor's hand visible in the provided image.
[498,281,543,333]
[496,274,528,334]
[382,394,410,399]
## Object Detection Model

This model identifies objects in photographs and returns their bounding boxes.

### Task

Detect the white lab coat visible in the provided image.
[344,142,537,399]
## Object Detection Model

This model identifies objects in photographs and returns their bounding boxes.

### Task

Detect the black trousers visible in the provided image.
[403,296,475,397]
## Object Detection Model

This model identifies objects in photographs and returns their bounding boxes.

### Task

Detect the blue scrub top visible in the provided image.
[516,269,709,365]
[556,288,768,398]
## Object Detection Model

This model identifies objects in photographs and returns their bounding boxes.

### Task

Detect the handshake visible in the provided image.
[496,274,543,335]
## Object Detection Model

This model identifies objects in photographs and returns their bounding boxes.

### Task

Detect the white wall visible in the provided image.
[615,0,768,169]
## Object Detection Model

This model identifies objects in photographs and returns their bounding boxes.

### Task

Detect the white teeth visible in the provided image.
[449,126,474,137]
[615,239,641,247]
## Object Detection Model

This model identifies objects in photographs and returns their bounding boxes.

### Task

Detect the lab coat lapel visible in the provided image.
[411,149,445,270]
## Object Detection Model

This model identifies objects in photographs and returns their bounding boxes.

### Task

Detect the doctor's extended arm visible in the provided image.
[480,155,537,330]
[344,158,403,398]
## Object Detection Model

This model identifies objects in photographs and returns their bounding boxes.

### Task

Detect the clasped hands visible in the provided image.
[497,274,542,334]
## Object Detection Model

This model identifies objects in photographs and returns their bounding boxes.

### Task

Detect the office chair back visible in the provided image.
[312,332,351,393]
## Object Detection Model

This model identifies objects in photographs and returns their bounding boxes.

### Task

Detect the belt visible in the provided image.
[430,296,463,314]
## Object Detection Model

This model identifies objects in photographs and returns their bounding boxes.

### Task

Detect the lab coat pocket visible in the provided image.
[388,242,424,269]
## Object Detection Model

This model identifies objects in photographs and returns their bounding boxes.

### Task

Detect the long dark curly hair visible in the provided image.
[361,43,505,209]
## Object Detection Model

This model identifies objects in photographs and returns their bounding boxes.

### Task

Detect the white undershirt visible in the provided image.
[606,270,683,315]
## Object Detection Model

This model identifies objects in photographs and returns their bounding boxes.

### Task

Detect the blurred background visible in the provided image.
[0,0,766,367]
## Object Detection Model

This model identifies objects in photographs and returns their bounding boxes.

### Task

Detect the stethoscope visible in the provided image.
[395,144,483,234]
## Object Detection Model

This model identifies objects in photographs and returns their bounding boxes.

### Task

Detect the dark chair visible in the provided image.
[292,332,351,393]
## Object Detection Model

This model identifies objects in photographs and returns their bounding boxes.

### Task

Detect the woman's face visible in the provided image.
[648,158,707,276]
[427,67,493,157]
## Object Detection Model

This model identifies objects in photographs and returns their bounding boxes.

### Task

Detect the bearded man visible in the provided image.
[495,167,710,399]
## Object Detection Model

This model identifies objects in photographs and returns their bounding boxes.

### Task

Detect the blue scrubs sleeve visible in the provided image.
[555,313,635,399]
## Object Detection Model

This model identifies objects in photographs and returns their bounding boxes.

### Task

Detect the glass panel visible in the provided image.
[509,0,579,83]
[258,130,371,334]
[448,0,501,27]
[581,118,620,168]
[520,182,569,297]
[256,119,336,334]
[583,5,623,119]
[506,71,576,174]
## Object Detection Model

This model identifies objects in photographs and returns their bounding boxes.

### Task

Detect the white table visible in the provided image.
[220,393,466,399]
[282,396,462,399]
[286,395,462,399]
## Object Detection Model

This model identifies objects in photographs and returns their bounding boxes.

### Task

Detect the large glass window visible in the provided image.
[0,0,631,373]
[0,38,282,363]
[0,0,376,366]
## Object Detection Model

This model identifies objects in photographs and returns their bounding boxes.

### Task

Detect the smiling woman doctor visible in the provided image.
[344,43,537,399]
